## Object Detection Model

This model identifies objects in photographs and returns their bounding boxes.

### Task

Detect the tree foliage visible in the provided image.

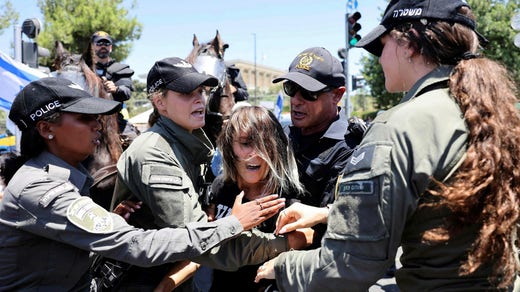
[361,0,520,110]
[360,55,403,109]
[0,0,19,34]
[35,0,142,66]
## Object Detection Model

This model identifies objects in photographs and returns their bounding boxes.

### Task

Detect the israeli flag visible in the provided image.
[0,50,48,145]
[274,91,284,120]
[0,50,48,112]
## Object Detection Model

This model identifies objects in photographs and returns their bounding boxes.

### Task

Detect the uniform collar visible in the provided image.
[155,116,214,163]
[33,151,92,195]
[289,107,349,141]
[401,65,453,104]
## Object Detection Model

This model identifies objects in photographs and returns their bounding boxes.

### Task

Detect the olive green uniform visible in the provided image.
[274,66,495,291]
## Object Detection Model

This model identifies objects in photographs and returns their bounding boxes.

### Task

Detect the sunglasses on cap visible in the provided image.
[95,40,112,47]
[283,81,333,101]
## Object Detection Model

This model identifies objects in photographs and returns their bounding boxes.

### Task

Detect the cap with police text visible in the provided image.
[9,77,121,131]
[147,57,219,94]
[272,47,345,92]
[355,0,485,56]
[91,31,113,44]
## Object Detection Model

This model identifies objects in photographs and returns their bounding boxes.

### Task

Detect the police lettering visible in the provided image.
[392,8,422,18]
[30,100,61,121]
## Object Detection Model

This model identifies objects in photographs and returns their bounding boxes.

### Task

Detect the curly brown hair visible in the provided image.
[392,7,520,288]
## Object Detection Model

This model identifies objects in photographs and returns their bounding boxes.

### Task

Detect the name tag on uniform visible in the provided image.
[39,182,75,207]
[337,180,374,196]
[149,175,182,185]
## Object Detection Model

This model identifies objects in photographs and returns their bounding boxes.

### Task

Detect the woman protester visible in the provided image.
[0,77,284,290]
[205,105,306,292]
[255,0,520,290]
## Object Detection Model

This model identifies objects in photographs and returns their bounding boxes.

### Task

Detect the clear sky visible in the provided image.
[0,0,387,80]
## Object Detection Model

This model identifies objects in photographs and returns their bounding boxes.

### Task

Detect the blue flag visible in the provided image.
[0,50,48,112]
[0,50,48,148]
[274,91,284,120]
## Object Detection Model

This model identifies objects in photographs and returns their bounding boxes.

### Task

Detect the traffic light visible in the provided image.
[347,12,362,47]
[20,18,49,68]
[352,75,365,91]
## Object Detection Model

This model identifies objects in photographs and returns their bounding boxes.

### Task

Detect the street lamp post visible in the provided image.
[253,33,257,103]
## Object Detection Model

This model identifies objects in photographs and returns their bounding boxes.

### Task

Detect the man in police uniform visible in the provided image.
[272,47,365,247]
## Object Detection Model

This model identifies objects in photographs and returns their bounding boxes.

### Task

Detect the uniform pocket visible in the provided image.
[327,143,392,242]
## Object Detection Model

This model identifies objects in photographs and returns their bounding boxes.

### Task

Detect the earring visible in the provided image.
[48,134,54,140]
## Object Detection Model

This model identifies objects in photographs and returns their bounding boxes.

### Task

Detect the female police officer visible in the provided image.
[0,77,286,290]
[256,0,520,290]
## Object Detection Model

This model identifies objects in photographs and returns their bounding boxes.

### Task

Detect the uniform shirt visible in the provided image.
[113,115,213,230]
[95,60,134,103]
[113,114,214,288]
[0,151,243,290]
[274,66,495,291]
[288,107,355,208]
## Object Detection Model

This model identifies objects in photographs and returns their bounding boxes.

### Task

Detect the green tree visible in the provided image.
[360,55,402,109]
[35,0,142,66]
[361,0,520,110]
[0,1,19,34]
[470,0,520,84]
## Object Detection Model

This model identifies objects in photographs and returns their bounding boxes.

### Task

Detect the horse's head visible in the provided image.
[187,30,229,87]
[186,30,233,145]
[53,41,83,73]
[52,41,110,100]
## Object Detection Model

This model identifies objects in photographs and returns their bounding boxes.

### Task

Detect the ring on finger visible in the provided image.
[255,199,260,205]
[259,203,263,210]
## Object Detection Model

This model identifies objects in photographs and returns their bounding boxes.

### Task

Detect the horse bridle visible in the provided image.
[192,53,230,119]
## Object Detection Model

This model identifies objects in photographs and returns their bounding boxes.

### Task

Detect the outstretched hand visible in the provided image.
[231,192,285,231]
[113,200,142,221]
[275,202,329,235]
[255,257,277,283]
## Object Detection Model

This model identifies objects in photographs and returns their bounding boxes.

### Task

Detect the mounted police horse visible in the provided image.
[51,41,124,209]
[185,30,235,146]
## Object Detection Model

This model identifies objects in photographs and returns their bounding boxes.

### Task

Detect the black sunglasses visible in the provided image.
[95,40,112,47]
[283,81,333,101]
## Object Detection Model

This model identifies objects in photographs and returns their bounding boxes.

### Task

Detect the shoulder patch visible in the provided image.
[346,144,376,172]
[67,197,114,234]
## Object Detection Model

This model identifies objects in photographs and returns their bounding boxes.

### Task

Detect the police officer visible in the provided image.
[272,47,365,248]
[0,77,288,290]
[256,0,520,290]
[84,31,136,137]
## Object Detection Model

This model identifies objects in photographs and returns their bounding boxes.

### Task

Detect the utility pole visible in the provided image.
[253,33,258,104]
[341,0,361,118]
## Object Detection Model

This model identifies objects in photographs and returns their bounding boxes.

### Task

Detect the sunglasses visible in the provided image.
[95,40,112,47]
[283,81,333,101]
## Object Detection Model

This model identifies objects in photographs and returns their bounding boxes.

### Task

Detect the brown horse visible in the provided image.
[185,30,235,146]
[52,41,124,209]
